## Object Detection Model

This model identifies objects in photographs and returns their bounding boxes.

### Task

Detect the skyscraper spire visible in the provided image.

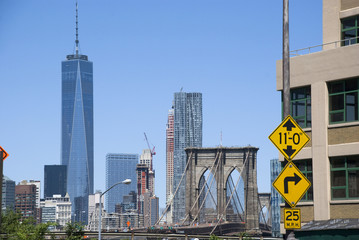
[75,1,79,56]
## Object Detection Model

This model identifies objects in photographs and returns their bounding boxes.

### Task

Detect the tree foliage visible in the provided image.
[1,208,55,240]
[1,209,86,240]
[65,222,85,240]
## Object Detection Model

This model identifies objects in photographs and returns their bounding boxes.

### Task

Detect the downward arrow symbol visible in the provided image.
[283,146,296,158]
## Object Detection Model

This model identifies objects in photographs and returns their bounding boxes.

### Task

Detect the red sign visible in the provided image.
[0,146,8,161]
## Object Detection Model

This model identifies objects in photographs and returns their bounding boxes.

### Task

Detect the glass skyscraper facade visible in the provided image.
[61,53,93,223]
[172,92,202,223]
[106,153,138,213]
[2,176,15,211]
[270,159,282,238]
[44,165,67,199]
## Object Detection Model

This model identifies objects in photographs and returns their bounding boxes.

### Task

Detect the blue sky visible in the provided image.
[0,0,322,208]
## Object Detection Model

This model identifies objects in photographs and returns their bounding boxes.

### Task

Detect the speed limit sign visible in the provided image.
[284,208,301,229]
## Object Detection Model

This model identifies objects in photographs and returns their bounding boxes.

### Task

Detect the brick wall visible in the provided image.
[331,203,359,218]
[328,125,359,145]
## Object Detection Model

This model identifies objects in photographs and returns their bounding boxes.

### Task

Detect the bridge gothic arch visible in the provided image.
[185,147,260,232]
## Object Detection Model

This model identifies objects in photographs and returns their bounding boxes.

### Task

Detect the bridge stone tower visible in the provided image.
[185,147,260,232]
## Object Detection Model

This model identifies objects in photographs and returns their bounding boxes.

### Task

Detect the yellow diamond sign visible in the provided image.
[269,115,310,160]
[273,161,311,208]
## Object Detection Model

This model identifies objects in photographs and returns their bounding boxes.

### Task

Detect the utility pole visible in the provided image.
[283,0,295,239]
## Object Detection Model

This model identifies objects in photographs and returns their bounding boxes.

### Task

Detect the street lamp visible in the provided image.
[98,179,131,240]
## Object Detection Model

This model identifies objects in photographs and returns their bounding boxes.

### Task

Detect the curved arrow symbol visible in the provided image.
[284,173,302,194]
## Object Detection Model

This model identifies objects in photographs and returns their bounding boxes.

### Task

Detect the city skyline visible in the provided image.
[0,1,323,208]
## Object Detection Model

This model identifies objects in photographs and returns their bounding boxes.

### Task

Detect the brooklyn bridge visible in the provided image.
[153,146,273,237]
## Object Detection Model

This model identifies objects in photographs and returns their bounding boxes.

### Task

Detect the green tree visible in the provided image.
[209,234,221,240]
[65,222,85,240]
[1,208,55,240]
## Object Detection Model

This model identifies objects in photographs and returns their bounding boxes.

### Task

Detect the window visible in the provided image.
[328,78,359,124]
[295,159,313,201]
[282,87,311,128]
[331,155,359,199]
[341,16,359,46]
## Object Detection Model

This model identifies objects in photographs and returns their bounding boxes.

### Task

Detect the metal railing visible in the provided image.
[3,232,281,240]
[290,36,359,57]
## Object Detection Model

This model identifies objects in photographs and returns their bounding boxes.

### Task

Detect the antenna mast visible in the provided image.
[75,1,79,56]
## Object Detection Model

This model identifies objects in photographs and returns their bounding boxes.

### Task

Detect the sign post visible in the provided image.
[0,146,9,229]
[269,116,310,236]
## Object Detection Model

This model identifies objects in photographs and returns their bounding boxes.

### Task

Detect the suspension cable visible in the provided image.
[190,150,223,226]
[229,175,245,215]
[258,195,270,229]
[205,181,218,209]
[181,151,220,225]
[210,150,250,235]
[155,151,193,225]
[227,175,244,222]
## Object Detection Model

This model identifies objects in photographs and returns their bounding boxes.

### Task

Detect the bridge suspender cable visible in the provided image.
[227,176,245,222]
[258,195,270,229]
[181,151,220,225]
[155,151,194,226]
[210,150,250,235]
[189,150,223,226]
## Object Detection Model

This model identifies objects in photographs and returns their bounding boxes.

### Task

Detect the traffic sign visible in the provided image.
[284,208,301,229]
[269,115,310,160]
[272,161,311,208]
[0,146,9,161]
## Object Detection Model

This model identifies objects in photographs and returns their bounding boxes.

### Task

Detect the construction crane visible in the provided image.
[144,132,156,171]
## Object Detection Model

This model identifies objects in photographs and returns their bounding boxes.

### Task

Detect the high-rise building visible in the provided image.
[140,149,152,168]
[171,92,202,223]
[19,180,41,209]
[15,184,37,222]
[150,196,159,226]
[140,149,155,195]
[166,109,174,207]
[270,159,281,238]
[116,191,137,214]
[105,153,138,213]
[61,3,93,224]
[276,1,359,238]
[44,165,67,198]
[2,176,15,211]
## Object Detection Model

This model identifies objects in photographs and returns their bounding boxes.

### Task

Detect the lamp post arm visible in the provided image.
[98,180,131,240]
[101,182,123,198]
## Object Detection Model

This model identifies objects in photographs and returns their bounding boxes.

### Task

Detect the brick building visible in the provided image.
[15,184,37,221]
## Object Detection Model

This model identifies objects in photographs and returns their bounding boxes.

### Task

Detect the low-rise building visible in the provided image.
[41,194,72,229]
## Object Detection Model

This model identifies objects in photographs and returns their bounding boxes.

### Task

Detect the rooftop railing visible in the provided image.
[290,36,359,57]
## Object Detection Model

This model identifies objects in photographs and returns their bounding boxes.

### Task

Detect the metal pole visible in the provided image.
[0,151,3,229]
[283,0,295,239]
[283,0,290,119]
[98,193,102,240]
[98,180,131,240]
